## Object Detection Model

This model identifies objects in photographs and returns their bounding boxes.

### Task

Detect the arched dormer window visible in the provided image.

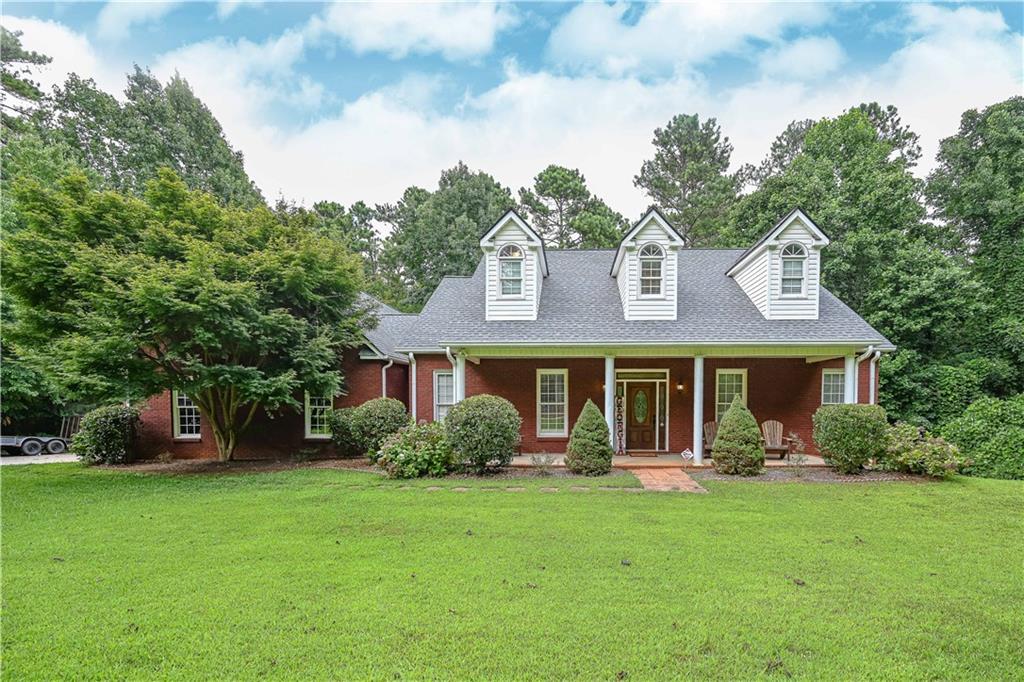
[498,243,524,296]
[638,243,665,297]
[781,243,807,296]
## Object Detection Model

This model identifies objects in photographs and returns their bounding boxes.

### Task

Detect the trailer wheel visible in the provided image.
[20,439,44,456]
[46,439,67,454]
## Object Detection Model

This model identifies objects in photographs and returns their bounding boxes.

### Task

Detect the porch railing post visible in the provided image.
[604,356,615,447]
[456,354,466,403]
[693,356,704,465]
[843,354,856,404]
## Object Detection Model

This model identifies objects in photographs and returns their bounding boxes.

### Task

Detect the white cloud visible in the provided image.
[216,1,263,20]
[307,2,519,61]
[759,36,845,80]
[96,1,181,42]
[547,1,831,75]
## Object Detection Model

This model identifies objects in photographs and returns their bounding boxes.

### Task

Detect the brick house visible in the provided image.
[138,207,893,462]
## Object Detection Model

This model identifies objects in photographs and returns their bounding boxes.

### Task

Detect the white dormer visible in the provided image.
[610,208,684,321]
[727,208,830,320]
[480,210,548,321]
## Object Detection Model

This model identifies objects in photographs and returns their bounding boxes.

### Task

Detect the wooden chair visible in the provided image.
[703,421,718,455]
[761,420,790,459]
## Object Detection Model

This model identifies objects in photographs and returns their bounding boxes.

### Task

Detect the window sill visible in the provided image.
[779,294,807,299]
[637,294,665,300]
[537,433,568,440]
[173,437,201,443]
[304,435,332,442]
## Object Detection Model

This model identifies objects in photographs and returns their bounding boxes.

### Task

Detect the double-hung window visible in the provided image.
[498,244,524,297]
[304,392,333,439]
[638,243,664,297]
[780,243,807,296]
[821,370,846,405]
[715,369,747,421]
[434,371,455,421]
[172,390,201,440]
[537,369,568,437]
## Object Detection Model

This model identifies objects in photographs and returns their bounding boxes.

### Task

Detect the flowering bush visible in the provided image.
[376,422,456,479]
[882,423,962,479]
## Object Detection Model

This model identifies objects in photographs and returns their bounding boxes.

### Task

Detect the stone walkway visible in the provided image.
[628,468,707,493]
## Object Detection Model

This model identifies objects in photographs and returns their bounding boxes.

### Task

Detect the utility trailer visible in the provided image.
[0,416,80,456]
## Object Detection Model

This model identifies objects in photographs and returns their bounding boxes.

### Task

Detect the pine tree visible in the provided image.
[712,397,765,476]
[565,399,614,476]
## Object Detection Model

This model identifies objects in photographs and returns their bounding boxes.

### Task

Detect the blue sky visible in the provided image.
[4,2,1022,216]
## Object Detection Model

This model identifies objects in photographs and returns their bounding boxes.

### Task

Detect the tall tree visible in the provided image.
[378,163,515,309]
[0,26,51,142]
[855,102,922,167]
[49,67,263,206]
[274,199,382,279]
[634,114,739,246]
[736,119,813,190]
[4,169,366,461]
[518,164,627,248]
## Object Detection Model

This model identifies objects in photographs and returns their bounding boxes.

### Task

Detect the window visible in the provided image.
[498,244,524,297]
[537,369,568,437]
[821,370,846,405]
[638,243,664,297]
[434,371,455,421]
[172,390,201,439]
[781,243,807,296]
[305,392,333,439]
[715,369,747,421]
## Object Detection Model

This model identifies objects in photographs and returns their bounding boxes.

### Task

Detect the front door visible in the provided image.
[626,382,656,450]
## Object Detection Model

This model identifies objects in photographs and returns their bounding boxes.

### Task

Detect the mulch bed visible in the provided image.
[690,468,930,483]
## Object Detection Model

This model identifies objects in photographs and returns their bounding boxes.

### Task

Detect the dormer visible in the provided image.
[480,210,548,321]
[727,208,829,320]
[610,208,684,321]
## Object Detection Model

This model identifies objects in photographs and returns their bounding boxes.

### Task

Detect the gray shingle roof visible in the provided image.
[392,249,892,350]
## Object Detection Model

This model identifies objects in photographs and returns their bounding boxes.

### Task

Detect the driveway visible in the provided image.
[1,453,79,466]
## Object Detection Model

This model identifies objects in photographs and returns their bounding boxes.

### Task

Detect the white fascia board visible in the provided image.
[727,208,830,277]
[479,209,548,276]
[610,208,685,276]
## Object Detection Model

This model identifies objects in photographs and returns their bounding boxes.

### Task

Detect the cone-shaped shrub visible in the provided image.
[712,396,764,476]
[565,399,614,476]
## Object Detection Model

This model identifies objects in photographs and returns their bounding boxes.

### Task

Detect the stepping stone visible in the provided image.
[425,486,443,491]
[539,487,559,493]
[569,486,589,492]
[505,487,526,492]
[451,487,470,492]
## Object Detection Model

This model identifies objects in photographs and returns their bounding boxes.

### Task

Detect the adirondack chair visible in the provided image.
[703,421,718,455]
[761,420,791,459]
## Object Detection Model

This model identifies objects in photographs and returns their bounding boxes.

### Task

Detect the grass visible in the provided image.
[2,464,1022,680]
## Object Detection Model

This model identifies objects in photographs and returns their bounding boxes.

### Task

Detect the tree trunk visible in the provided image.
[192,388,260,462]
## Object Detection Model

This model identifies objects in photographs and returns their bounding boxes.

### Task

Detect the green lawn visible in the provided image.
[2,464,1022,680]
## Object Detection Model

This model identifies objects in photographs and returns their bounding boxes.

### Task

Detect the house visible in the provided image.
[137,207,893,462]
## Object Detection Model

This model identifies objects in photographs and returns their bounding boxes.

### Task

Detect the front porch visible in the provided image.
[511,453,828,469]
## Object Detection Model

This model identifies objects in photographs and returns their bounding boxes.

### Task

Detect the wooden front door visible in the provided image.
[626,382,656,450]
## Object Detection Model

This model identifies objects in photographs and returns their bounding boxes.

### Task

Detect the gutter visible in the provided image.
[381,359,394,398]
[869,350,882,405]
[408,353,416,420]
[854,345,875,403]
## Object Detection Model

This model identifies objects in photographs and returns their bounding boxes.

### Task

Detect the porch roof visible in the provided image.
[392,249,893,352]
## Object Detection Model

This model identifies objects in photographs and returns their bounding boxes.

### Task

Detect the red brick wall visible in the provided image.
[412,354,454,423]
[135,349,409,460]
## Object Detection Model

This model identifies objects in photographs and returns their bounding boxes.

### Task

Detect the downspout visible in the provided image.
[869,350,882,405]
[408,353,417,420]
[854,345,875,404]
[445,346,459,402]
[381,358,394,398]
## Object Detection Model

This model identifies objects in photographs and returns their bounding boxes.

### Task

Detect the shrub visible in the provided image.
[940,395,1024,479]
[812,404,888,474]
[564,399,614,476]
[967,428,1024,480]
[445,394,521,474]
[712,397,764,476]
[882,423,962,479]
[73,404,140,465]
[348,397,409,462]
[327,407,360,458]
[377,422,456,479]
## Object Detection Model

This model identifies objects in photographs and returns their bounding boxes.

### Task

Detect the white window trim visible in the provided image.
[172,389,201,440]
[821,369,846,405]
[536,368,569,438]
[433,370,454,422]
[304,391,333,440]
[637,242,665,299]
[780,242,807,299]
[497,243,525,300]
[715,369,748,422]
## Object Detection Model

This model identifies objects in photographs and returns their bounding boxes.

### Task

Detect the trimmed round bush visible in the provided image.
[712,397,765,476]
[882,423,962,479]
[73,404,140,465]
[565,399,614,476]
[812,404,888,474]
[377,422,456,479]
[941,395,1024,479]
[444,394,521,474]
[349,397,409,461]
[327,407,360,458]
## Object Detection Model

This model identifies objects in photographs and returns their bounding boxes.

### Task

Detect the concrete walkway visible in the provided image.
[0,453,78,466]
[628,468,707,493]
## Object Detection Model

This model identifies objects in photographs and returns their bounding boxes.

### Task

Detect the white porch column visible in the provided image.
[408,353,417,420]
[455,354,467,402]
[604,356,615,446]
[844,354,856,404]
[693,356,704,465]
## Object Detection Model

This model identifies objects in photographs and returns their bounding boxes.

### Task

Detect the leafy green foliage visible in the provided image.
[0,27,51,141]
[518,165,627,248]
[72,404,139,465]
[882,423,962,479]
[812,404,888,474]
[712,397,764,476]
[444,394,521,473]
[941,395,1024,480]
[376,422,456,478]
[326,407,360,458]
[348,398,409,462]
[564,399,613,476]
[3,169,366,461]
[634,114,739,246]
